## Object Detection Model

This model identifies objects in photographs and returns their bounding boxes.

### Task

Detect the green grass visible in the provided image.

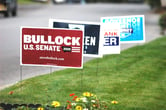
[0,36,166,110]
[18,0,48,4]
[18,0,34,4]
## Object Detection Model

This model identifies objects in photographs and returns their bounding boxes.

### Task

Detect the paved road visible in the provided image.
[0,3,160,90]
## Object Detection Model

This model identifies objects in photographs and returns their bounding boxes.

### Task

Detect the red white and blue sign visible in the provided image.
[20,27,83,68]
[49,19,102,57]
[100,23,121,55]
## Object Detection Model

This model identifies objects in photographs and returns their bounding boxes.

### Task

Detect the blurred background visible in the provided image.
[0,0,166,109]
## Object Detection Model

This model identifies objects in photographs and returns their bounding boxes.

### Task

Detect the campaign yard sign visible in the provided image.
[100,23,120,55]
[49,19,102,57]
[101,15,145,43]
[20,27,83,68]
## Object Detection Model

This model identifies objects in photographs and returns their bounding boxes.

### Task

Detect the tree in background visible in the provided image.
[159,12,166,35]
[146,0,161,9]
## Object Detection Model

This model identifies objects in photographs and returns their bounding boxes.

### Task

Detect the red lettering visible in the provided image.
[104,32,118,36]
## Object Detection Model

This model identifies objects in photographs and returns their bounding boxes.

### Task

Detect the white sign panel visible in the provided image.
[100,23,120,55]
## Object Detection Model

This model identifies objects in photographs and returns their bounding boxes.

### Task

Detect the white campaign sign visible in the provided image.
[100,23,120,55]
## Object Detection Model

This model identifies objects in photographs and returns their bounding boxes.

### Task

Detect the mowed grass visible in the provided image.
[18,0,34,4]
[18,0,48,4]
[0,36,166,110]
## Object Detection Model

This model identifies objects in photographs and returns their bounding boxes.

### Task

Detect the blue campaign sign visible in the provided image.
[49,19,102,57]
[101,15,145,43]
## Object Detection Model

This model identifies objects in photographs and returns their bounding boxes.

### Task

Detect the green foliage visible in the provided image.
[159,12,166,34]
[86,0,126,3]
[15,106,35,110]
[18,0,34,4]
[147,0,161,9]
[18,0,48,4]
[0,36,166,110]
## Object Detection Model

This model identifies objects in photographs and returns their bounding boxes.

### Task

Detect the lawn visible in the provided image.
[18,0,48,4]
[0,36,166,110]
[18,0,34,4]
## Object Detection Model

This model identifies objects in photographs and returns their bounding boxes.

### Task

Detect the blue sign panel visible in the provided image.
[102,15,145,43]
[49,19,102,57]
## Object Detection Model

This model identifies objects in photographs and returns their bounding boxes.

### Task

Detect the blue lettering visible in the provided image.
[104,37,119,46]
